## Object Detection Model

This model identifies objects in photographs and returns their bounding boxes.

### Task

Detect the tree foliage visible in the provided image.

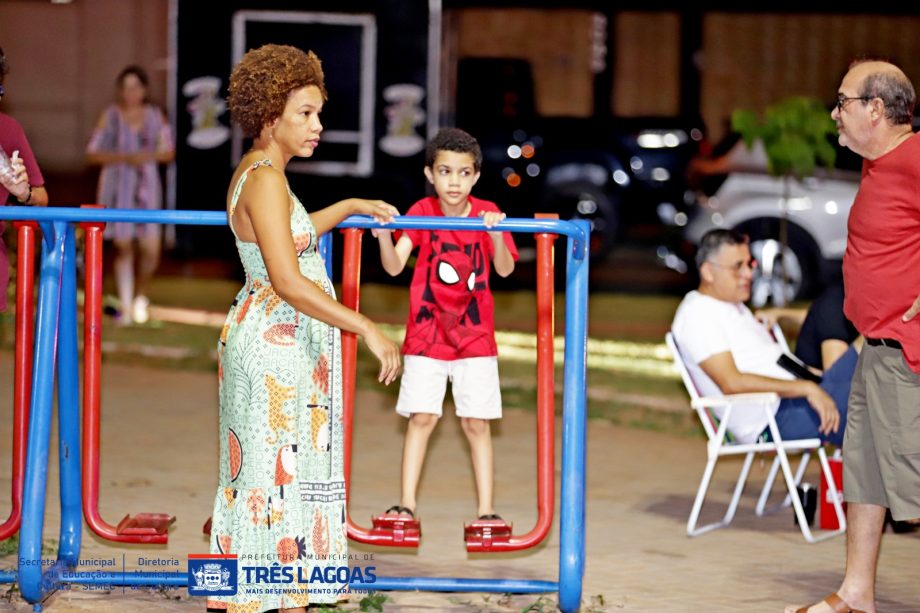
[731,96,837,180]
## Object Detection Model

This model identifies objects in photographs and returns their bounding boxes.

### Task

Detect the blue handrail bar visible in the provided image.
[0,207,588,261]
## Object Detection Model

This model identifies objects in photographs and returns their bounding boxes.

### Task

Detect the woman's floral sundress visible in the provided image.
[208,160,348,611]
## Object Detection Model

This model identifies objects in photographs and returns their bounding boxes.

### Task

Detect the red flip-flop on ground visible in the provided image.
[795,593,867,613]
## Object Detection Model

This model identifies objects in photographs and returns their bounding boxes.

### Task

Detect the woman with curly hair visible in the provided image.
[207,44,401,612]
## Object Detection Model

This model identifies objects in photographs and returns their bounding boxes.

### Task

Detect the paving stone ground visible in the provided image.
[0,355,916,611]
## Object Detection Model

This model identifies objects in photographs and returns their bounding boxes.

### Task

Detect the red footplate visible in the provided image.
[116,512,176,535]
[464,518,512,551]
[369,514,421,547]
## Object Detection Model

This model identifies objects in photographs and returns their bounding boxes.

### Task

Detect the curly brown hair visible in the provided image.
[228,44,327,138]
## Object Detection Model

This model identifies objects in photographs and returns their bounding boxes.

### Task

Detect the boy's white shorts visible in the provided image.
[395,355,502,420]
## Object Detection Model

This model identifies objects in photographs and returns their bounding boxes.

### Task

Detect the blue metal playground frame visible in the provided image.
[0,206,589,613]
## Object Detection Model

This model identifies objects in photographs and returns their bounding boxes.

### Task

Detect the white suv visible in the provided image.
[678,168,860,306]
[667,116,920,306]
[659,160,859,307]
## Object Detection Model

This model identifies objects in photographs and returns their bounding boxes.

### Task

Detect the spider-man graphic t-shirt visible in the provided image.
[399,196,519,360]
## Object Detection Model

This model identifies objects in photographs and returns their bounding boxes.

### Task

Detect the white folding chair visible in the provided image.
[665,331,846,543]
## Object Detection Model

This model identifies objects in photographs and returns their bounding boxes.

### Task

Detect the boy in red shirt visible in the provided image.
[373,128,518,523]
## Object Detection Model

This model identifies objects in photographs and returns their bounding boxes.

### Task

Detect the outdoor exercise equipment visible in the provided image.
[0,206,588,613]
[463,213,558,553]
[337,214,559,553]
[2,211,177,545]
[338,226,421,547]
[80,208,176,542]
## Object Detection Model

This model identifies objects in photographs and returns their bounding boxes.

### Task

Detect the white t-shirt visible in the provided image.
[671,291,792,443]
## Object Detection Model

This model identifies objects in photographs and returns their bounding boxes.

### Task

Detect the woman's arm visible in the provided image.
[307,199,356,236]
[244,174,370,333]
[154,110,175,164]
[309,198,398,237]
[86,150,130,165]
[153,150,175,164]
[85,111,123,166]
[241,170,400,382]
[86,110,176,166]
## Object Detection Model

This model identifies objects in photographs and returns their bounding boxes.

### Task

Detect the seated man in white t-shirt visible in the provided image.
[671,229,854,445]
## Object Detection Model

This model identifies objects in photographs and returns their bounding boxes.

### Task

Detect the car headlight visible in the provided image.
[637,130,688,149]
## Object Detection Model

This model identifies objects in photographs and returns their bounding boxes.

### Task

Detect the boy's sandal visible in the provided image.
[384,505,415,518]
[477,513,503,521]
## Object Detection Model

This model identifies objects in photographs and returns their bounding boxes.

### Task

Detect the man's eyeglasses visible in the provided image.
[835,94,872,112]
[707,259,758,275]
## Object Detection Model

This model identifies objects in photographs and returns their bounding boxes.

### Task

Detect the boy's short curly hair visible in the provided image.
[425,127,482,171]
[228,44,327,138]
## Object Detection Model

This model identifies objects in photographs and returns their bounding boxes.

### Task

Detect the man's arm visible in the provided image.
[753,306,807,328]
[699,351,840,436]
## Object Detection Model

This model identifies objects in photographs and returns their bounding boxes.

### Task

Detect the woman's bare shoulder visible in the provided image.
[227,156,285,205]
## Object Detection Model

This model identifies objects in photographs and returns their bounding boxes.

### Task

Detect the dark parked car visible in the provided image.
[456,57,704,262]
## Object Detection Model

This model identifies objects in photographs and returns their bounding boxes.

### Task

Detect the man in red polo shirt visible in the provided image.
[789,60,919,613]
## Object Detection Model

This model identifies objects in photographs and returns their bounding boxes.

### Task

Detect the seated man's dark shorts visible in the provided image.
[764,345,858,447]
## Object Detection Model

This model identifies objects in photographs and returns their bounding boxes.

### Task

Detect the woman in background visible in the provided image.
[86,65,174,325]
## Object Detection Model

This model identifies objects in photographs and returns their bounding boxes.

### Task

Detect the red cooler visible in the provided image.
[820,456,846,530]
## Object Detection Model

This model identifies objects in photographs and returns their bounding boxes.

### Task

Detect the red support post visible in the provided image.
[80,205,173,543]
[0,222,40,540]
[340,227,360,507]
[465,213,557,552]
[338,228,419,546]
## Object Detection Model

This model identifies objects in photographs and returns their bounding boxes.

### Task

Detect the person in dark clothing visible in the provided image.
[756,282,862,373]
[794,283,860,371]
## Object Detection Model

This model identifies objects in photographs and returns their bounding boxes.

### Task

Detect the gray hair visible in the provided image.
[852,60,917,125]
[695,229,749,271]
